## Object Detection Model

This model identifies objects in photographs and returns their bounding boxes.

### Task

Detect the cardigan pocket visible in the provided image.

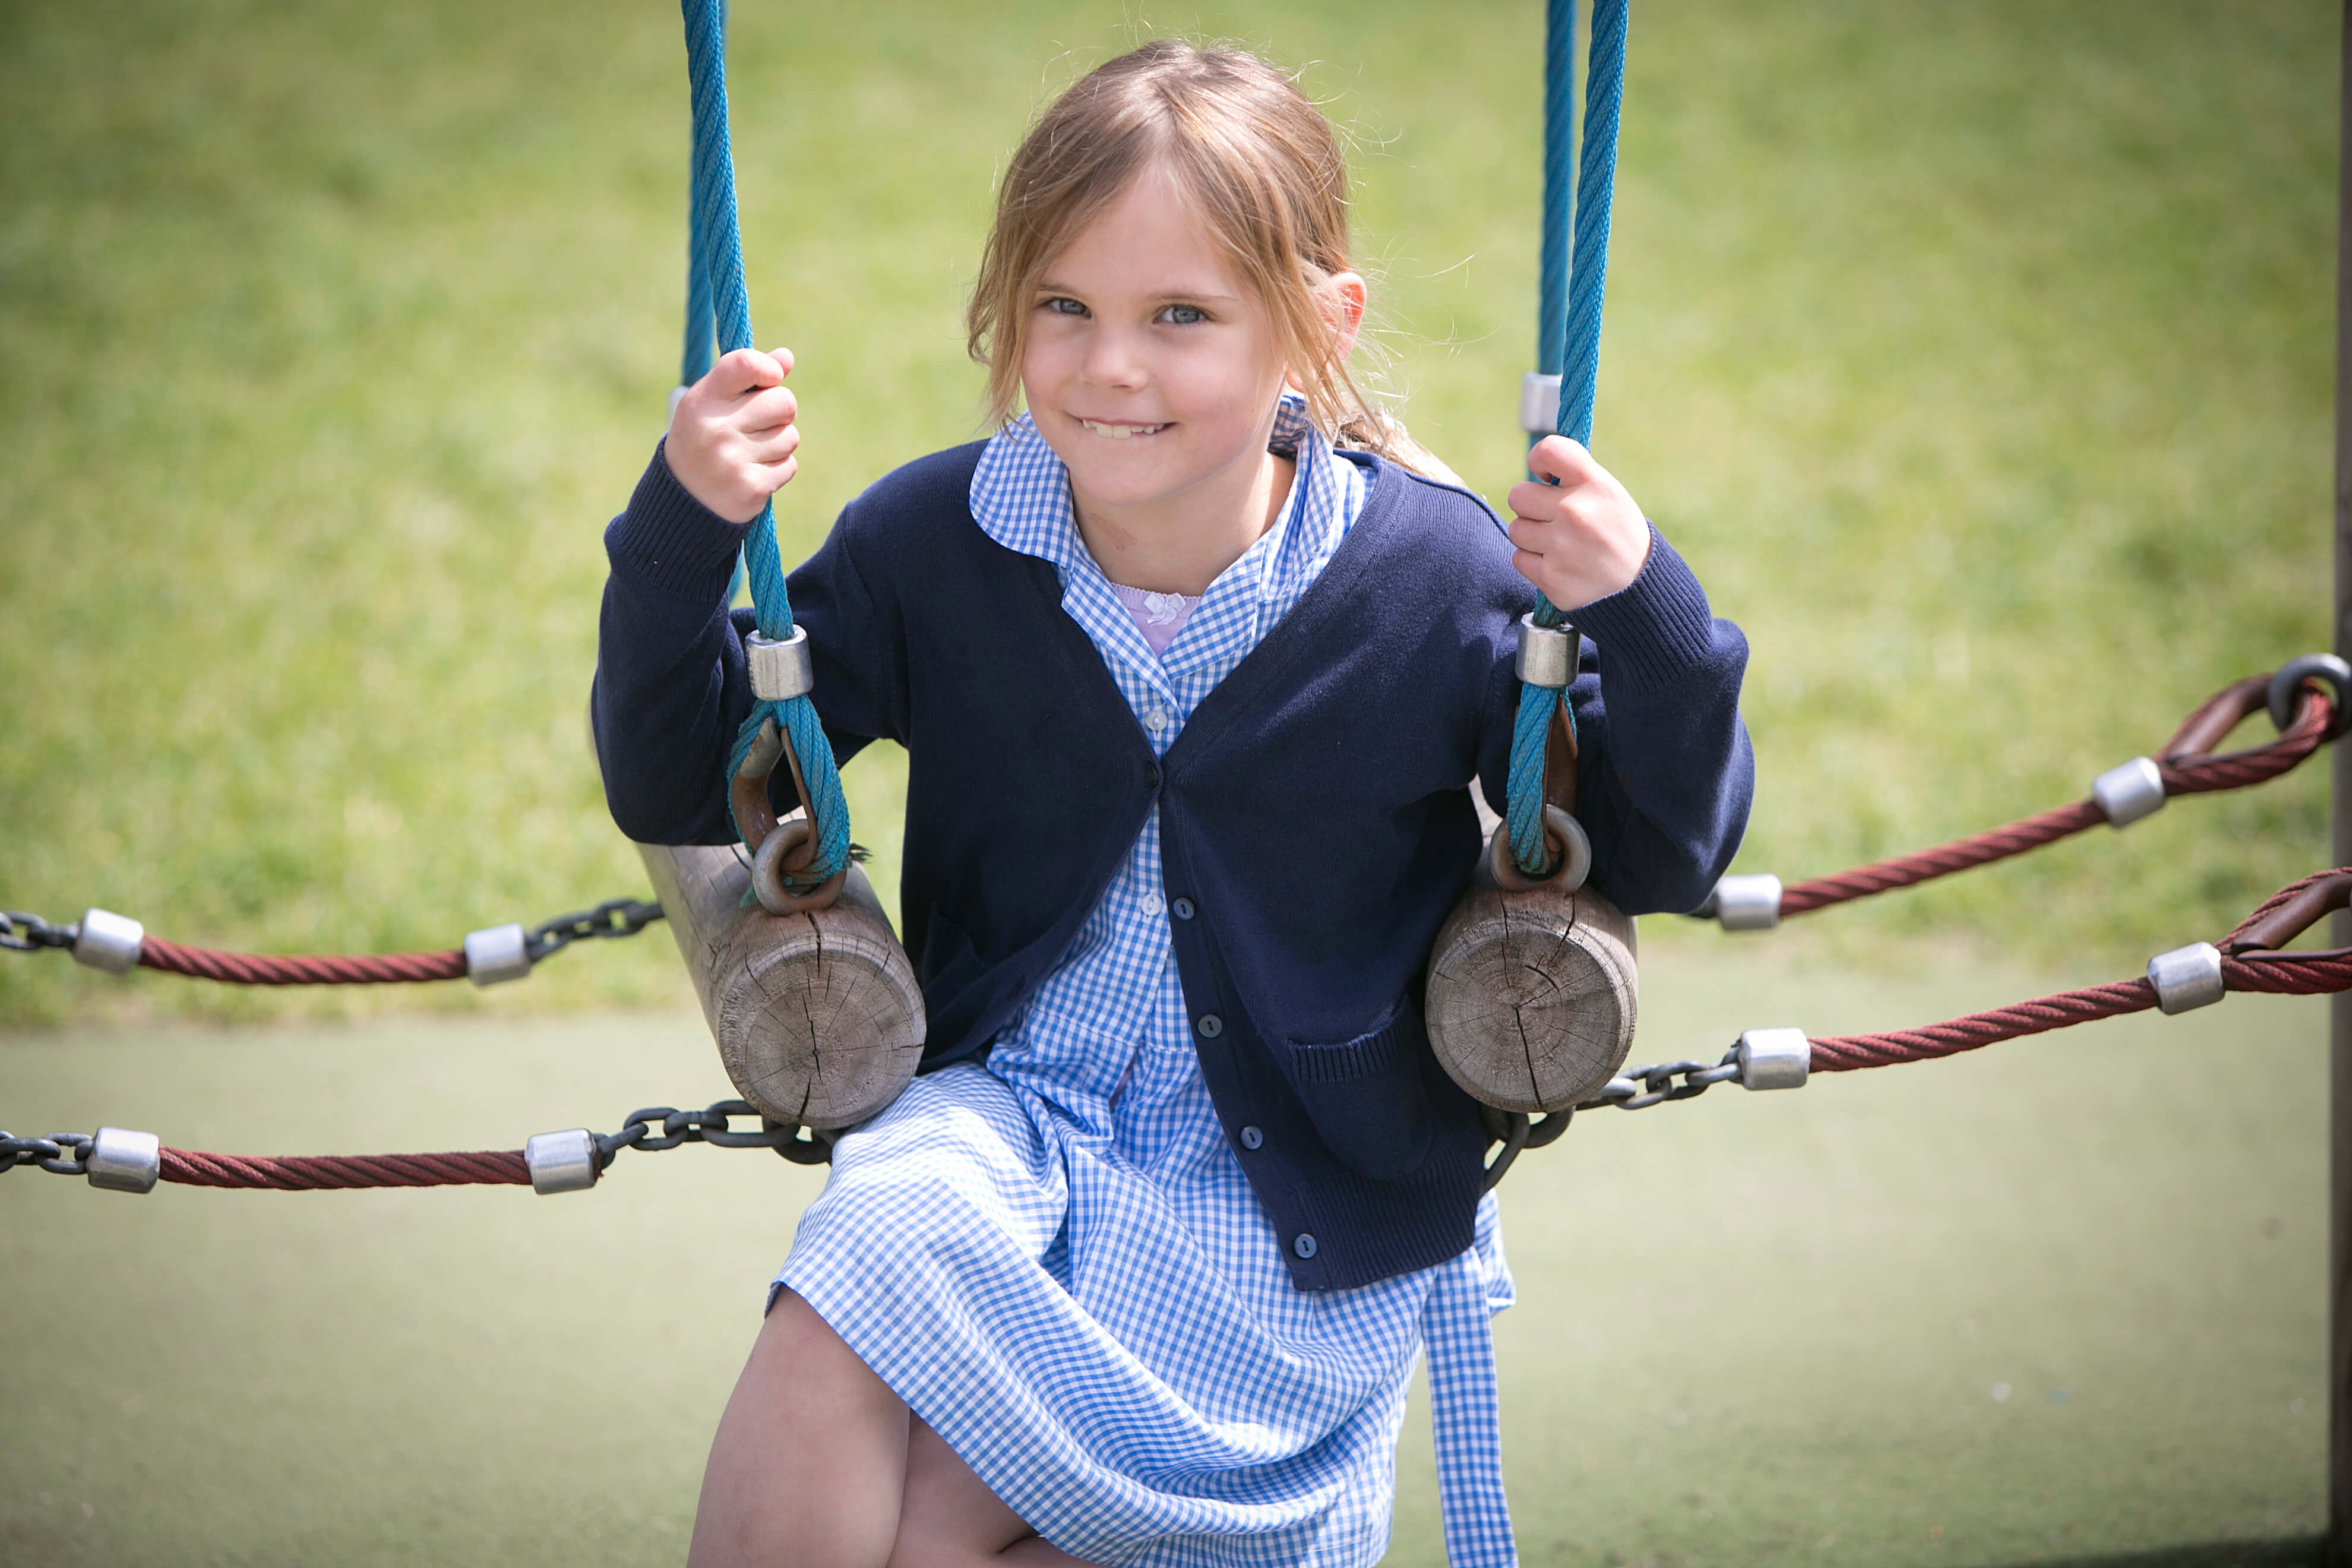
[1284,995,1434,1183]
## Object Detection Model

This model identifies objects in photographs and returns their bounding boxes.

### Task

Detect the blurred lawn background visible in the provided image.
[0,0,2337,1025]
[0,1,2341,1564]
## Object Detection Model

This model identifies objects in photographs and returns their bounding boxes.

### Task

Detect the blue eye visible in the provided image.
[1041,296,1088,317]
[1159,304,1207,325]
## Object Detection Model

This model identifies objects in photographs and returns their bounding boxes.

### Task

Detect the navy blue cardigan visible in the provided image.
[595,441,1752,1291]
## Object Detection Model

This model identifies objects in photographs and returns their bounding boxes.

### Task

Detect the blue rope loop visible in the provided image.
[680,0,853,884]
[1507,0,1625,878]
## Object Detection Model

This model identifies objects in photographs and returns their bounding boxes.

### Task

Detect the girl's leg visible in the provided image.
[687,1289,912,1568]
[886,1418,1105,1568]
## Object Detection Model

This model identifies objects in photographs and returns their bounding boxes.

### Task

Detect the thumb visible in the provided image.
[706,346,787,400]
[1528,434,1603,488]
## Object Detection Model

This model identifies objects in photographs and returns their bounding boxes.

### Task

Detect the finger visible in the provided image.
[706,346,785,400]
[753,453,799,495]
[1505,478,1564,524]
[1505,516,1549,554]
[742,424,802,465]
[736,385,799,437]
[1527,434,1605,489]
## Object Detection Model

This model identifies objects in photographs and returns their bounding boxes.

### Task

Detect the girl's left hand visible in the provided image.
[1505,436,1652,609]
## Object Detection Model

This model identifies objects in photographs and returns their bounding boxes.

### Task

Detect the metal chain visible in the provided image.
[593,1097,832,1168]
[1484,1047,1743,1186]
[0,1132,92,1176]
[1583,1048,1744,1111]
[1,913,76,956]
[525,898,665,965]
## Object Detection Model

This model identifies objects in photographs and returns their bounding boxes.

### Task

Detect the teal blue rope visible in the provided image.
[1507,0,1626,876]
[1535,0,1576,386]
[680,0,852,881]
[682,195,713,388]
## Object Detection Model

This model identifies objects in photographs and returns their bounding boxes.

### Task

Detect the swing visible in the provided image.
[633,0,922,1136]
[640,0,1639,1150]
[1425,0,1641,1120]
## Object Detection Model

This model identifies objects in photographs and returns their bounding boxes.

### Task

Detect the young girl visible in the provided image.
[594,40,1751,1568]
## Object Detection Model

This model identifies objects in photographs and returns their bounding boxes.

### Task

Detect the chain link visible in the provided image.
[1581,1048,1744,1112]
[1,912,77,956]
[593,1098,832,1168]
[1482,1047,1743,1187]
[1,1132,93,1176]
[525,898,665,964]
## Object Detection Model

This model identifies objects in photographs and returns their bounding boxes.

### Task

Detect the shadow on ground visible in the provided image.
[1977,1540,2325,1568]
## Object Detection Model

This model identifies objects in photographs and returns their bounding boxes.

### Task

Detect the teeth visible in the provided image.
[1079,419,1167,439]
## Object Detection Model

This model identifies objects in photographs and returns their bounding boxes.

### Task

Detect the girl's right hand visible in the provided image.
[665,347,800,524]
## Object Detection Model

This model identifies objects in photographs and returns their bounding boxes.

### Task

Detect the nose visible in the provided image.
[1080,324,1147,391]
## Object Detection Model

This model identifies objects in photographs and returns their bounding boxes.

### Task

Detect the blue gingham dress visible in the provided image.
[777,400,1518,1568]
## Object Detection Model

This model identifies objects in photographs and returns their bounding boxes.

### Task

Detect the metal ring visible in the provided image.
[1481,1112,1531,1191]
[2266,653,2352,738]
[1487,805,1592,893]
[750,818,849,916]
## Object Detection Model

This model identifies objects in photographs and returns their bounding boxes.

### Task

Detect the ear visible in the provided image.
[1284,272,1370,393]
[1324,271,1368,360]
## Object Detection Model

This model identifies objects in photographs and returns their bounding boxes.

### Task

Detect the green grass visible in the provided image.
[0,949,2326,1564]
[0,1,2340,1026]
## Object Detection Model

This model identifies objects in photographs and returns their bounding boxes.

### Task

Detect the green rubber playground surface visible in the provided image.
[0,947,2326,1565]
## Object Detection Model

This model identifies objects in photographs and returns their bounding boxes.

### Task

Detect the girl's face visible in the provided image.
[1019,166,1292,529]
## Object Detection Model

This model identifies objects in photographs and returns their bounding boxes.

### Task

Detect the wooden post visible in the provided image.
[2332,5,2352,1560]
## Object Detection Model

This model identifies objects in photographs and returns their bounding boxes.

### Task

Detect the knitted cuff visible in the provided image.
[603,439,752,602]
[1564,522,1721,692]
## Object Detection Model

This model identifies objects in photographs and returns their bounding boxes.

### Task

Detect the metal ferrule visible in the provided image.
[525,1129,600,1196]
[2147,942,2226,1016]
[1736,1028,1811,1091]
[745,626,815,703]
[667,384,691,422]
[1515,614,1575,690]
[86,1126,161,1194]
[1713,874,1784,932]
[1519,372,1563,435]
[2091,756,2166,829]
[463,924,533,987]
[72,908,144,975]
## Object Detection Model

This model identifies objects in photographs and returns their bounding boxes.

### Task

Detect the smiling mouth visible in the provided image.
[1076,418,1170,440]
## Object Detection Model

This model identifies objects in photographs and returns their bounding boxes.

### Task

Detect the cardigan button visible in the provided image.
[1239,1125,1263,1150]
[1143,764,1162,789]
[1196,1014,1224,1039]
[1171,897,1195,921]
[1292,1234,1318,1260]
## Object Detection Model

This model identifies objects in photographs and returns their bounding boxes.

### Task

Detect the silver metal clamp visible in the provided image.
[72,908,144,975]
[86,1126,161,1193]
[1735,1028,1810,1090]
[745,625,815,703]
[525,1129,601,1195]
[1519,372,1563,436]
[463,924,533,987]
[1712,874,1784,932]
[2147,942,2225,1015]
[1515,614,1576,690]
[2091,757,2166,828]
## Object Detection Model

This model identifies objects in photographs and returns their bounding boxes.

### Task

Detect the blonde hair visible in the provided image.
[966,40,1439,475]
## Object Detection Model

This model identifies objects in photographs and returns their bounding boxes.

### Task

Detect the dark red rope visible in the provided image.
[1779,801,2103,915]
[1778,687,2334,919]
[1809,949,2352,1073]
[159,1147,528,1188]
[137,936,467,985]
